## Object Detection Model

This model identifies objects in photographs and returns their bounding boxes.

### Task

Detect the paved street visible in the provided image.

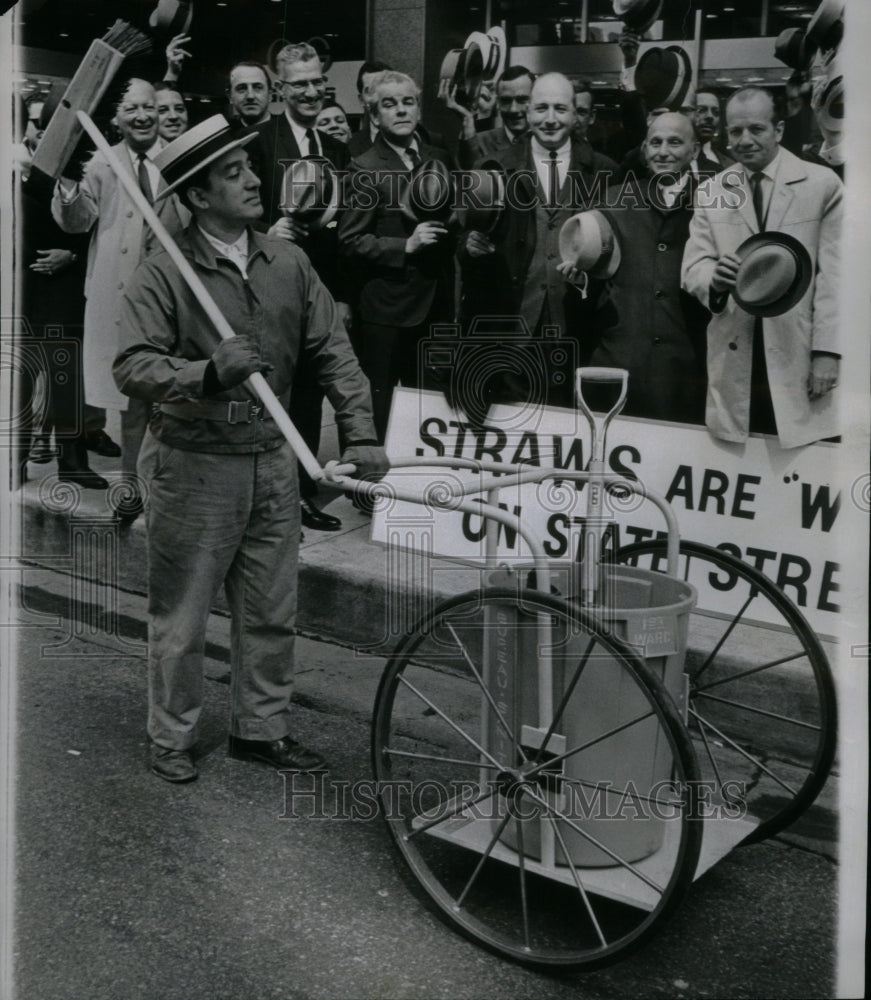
[9,563,840,1000]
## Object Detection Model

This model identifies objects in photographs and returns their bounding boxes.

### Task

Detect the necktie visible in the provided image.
[304,128,318,156]
[750,171,766,229]
[547,149,559,207]
[137,153,154,206]
[406,145,420,170]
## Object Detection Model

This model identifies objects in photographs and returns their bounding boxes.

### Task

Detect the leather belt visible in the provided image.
[159,400,268,424]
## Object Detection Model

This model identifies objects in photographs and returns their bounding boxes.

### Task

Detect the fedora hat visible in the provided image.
[149,0,193,35]
[401,159,456,225]
[280,156,339,230]
[732,232,813,317]
[438,38,485,110]
[154,114,258,199]
[613,0,663,35]
[774,27,817,70]
[558,210,621,279]
[457,167,505,234]
[635,45,693,111]
[806,0,845,54]
[814,72,844,132]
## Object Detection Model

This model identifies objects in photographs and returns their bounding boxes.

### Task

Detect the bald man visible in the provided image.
[567,113,710,422]
[460,72,617,409]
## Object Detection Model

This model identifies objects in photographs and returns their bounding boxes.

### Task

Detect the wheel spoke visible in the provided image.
[533,635,597,765]
[689,707,799,795]
[692,589,757,683]
[523,785,666,894]
[407,786,498,839]
[525,709,655,781]
[455,809,513,909]
[383,747,502,770]
[444,620,528,764]
[397,673,504,770]
[514,814,531,952]
[545,813,608,947]
[694,649,809,693]
[693,691,821,731]
[694,710,730,793]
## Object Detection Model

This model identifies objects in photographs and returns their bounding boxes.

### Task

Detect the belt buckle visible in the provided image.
[227,400,252,424]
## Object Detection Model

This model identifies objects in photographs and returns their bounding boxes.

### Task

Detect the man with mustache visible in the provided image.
[113,117,386,782]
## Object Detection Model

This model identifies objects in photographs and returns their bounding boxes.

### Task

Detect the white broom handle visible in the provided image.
[76,110,324,482]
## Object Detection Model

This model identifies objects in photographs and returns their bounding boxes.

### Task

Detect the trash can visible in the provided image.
[485,562,696,867]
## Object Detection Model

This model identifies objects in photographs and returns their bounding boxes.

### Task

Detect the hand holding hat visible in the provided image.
[406,221,448,254]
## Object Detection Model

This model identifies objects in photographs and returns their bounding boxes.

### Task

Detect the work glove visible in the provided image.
[208,337,273,391]
[340,444,390,482]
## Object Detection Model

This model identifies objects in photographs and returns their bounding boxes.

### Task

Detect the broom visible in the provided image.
[31,20,152,179]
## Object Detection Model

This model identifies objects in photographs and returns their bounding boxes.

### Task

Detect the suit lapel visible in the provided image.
[727,168,760,234]
[765,149,805,232]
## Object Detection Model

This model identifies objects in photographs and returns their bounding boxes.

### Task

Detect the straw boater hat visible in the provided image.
[464,26,508,83]
[438,37,485,109]
[149,0,193,35]
[401,159,457,226]
[732,232,813,318]
[558,210,621,279]
[613,0,663,35]
[634,45,693,110]
[153,114,258,199]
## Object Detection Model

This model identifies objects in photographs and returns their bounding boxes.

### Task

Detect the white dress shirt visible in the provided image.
[285,111,322,157]
[384,136,421,171]
[531,136,571,203]
[198,225,250,278]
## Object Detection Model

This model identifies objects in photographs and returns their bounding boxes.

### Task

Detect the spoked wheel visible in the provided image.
[371,588,703,970]
[613,540,837,844]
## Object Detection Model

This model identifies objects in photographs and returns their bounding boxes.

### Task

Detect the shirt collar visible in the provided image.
[126,140,161,164]
[188,224,273,270]
[197,223,249,260]
[530,135,571,160]
[753,148,782,182]
[285,110,321,155]
[383,135,419,164]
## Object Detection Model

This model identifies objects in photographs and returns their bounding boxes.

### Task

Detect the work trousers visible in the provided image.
[139,432,300,750]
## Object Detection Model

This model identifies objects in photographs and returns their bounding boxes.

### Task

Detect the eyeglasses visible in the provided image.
[279,76,327,93]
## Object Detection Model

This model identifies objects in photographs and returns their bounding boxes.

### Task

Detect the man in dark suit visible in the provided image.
[252,41,352,531]
[576,113,710,423]
[338,71,455,442]
[453,65,535,168]
[460,72,617,407]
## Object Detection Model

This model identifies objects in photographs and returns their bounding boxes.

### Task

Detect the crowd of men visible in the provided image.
[13,28,844,781]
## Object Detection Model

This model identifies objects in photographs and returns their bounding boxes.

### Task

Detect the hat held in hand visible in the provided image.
[401,159,457,226]
[732,232,813,317]
[558,210,621,279]
[149,0,193,35]
[281,156,339,230]
[634,45,693,110]
[457,167,505,234]
[613,0,663,35]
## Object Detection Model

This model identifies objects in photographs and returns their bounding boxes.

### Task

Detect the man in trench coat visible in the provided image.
[681,87,842,449]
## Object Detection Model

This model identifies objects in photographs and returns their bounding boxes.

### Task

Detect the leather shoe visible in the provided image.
[58,467,109,490]
[228,734,327,771]
[150,743,198,783]
[85,429,122,457]
[300,498,342,532]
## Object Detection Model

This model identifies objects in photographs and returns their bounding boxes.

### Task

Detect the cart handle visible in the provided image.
[575,367,628,464]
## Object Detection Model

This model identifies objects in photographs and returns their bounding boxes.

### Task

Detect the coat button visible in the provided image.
[121,247,128,254]
[126,211,134,218]
[654,289,664,299]
[118,282,124,290]
[653,336,662,344]
[657,243,667,251]
[729,342,738,350]
[547,252,556,260]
